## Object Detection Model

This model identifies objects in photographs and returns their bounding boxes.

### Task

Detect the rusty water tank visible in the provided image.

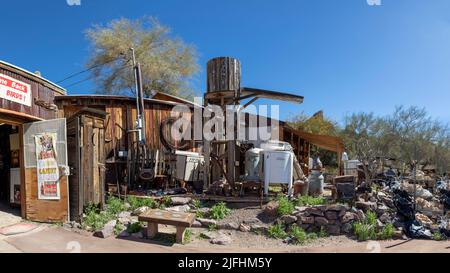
[206,57,241,95]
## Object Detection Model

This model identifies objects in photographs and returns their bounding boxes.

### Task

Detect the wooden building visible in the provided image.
[0,60,68,222]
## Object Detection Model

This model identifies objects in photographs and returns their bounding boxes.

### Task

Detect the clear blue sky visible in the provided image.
[1,0,450,124]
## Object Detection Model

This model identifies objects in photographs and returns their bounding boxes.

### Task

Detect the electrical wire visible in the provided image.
[62,64,133,89]
[56,55,127,84]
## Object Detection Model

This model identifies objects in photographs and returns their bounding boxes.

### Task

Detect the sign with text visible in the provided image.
[0,73,32,106]
[35,132,60,200]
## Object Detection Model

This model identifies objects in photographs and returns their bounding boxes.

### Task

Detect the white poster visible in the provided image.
[0,73,32,106]
[35,132,60,200]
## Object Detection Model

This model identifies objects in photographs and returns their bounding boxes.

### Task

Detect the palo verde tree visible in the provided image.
[85,17,199,98]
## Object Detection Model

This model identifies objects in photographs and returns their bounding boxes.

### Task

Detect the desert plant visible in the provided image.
[183,229,192,244]
[379,223,395,240]
[127,222,143,233]
[366,210,377,226]
[318,226,328,238]
[159,196,172,209]
[276,196,294,216]
[191,199,202,209]
[289,225,307,245]
[209,202,231,220]
[207,224,218,232]
[268,223,288,239]
[295,195,326,207]
[106,195,125,215]
[127,196,156,210]
[432,232,446,241]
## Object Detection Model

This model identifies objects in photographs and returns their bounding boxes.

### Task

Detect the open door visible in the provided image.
[22,118,69,222]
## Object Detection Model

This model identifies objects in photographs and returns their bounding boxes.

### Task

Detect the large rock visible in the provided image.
[192,220,202,228]
[355,201,377,212]
[200,231,218,239]
[356,209,366,221]
[341,212,357,224]
[264,201,279,217]
[314,217,329,226]
[132,206,150,216]
[93,220,117,239]
[326,225,341,235]
[379,213,392,224]
[118,211,131,218]
[415,213,433,227]
[341,223,353,234]
[171,197,192,206]
[197,218,217,227]
[250,224,268,234]
[166,205,190,213]
[306,207,324,217]
[376,204,390,216]
[298,216,314,225]
[327,204,350,212]
[324,211,338,220]
[210,234,232,245]
[217,222,239,230]
[281,215,297,225]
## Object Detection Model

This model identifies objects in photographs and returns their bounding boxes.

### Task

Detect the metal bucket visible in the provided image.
[308,171,324,196]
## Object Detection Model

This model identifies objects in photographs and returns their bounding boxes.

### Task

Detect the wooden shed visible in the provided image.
[0,60,68,222]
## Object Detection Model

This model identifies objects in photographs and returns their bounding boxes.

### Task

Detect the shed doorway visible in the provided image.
[0,122,22,227]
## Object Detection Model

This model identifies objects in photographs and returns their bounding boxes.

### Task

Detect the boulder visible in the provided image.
[118,211,131,218]
[200,231,218,239]
[118,230,130,237]
[355,201,377,212]
[132,206,150,216]
[192,220,202,228]
[341,223,353,234]
[171,197,192,206]
[131,231,144,239]
[197,218,217,227]
[314,217,329,226]
[327,204,350,212]
[341,212,357,224]
[324,211,338,220]
[298,216,315,225]
[306,207,324,217]
[379,213,391,224]
[250,224,268,234]
[210,234,232,245]
[281,215,297,225]
[326,225,341,235]
[93,220,117,239]
[166,205,190,213]
[376,204,390,216]
[217,222,239,230]
[264,201,279,217]
[415,213,433,227]
[356,209,366,221]
[242,218,261,225]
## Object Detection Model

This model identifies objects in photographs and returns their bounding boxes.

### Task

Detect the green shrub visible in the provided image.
[432,232,446,241]
[209,202,231,220]
[307,232,318,240]
[183,229,192,244]
[208,224,218,231]
[295,196,326,207]
[127,196,156,210]
[195,210,205,218]
[318,226,328,238]
[191,199,202,209]
[366,210,377,226]
[268,223,288,239]
[276,196,294,216]
[289,225,307,245]
[82,209,112,230]
[114,223,124,235]
[353,222,371,241]
[379,223,395,240]
[160,196,172,208]
[127,222,143,233]
[106,195,125,215]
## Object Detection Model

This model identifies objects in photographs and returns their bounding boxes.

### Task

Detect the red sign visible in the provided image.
[0,73,32,106]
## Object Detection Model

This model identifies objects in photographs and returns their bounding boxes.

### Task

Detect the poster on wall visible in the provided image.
[35,132,60,200]
[0,73,32,106]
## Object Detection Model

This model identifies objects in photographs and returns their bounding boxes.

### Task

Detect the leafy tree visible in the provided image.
[288,111,339,136]
[85,17,199,98]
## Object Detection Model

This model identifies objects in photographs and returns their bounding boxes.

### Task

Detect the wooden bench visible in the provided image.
[138,209,195,244]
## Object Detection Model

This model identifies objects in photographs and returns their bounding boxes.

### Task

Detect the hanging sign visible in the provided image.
[35,132,60,200]
[0,73,32,106]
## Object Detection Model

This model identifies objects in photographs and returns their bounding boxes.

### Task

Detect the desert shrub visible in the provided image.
[127,196,156,210]
[379,223,395,240]
[183,229,192,244]
[127,222,143,233]
[191,199,202,209]
[289,225,308,245]
[268,223,288,239]
[82,206,112,230]
[209,202,231,220]
[432,232,446,241]
[159,196,172,208]
[208,224,218,231]
[366,210,377,226]
[276,196,294,216]
[195,210,205,218]
[353,221,371,241]
[295,196,326,207]
[318,226,328,238]
[106,195,125,215]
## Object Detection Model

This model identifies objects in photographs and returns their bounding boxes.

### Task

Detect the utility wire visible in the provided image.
[63,64,133,89]
[56,55,126,84]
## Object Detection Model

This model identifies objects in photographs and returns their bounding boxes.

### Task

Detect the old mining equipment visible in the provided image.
[203,57,304,196]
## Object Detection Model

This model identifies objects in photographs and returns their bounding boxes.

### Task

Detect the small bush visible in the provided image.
[195,210,205,218]
[379,223,395,240]
[160,196,172,208]
[208,224,218,231]
[432,232,446,241]
[307,232,318,240]
[106,195,125,215]
[191,199,202,209]
[276,196,294,216]
[82,208,112,230]
[295,196,326,207]
[127,222,143,233]
[366,210,377,226]
[114,223,124,235]
[183,229,192,244]
[268,223,287,239]
[318,226,328,238]
[209,202,231,220]
[353,222,371,241]
[127,196,156,210]
[289,225,307,245]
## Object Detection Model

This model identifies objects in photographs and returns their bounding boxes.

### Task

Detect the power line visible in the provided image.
[63,64,133,89]
[56,55,126,84]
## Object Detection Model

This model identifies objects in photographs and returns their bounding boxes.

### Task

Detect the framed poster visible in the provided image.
[35,132,60,200]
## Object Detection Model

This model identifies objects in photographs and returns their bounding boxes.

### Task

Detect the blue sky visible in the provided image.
[1,0,450,124]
